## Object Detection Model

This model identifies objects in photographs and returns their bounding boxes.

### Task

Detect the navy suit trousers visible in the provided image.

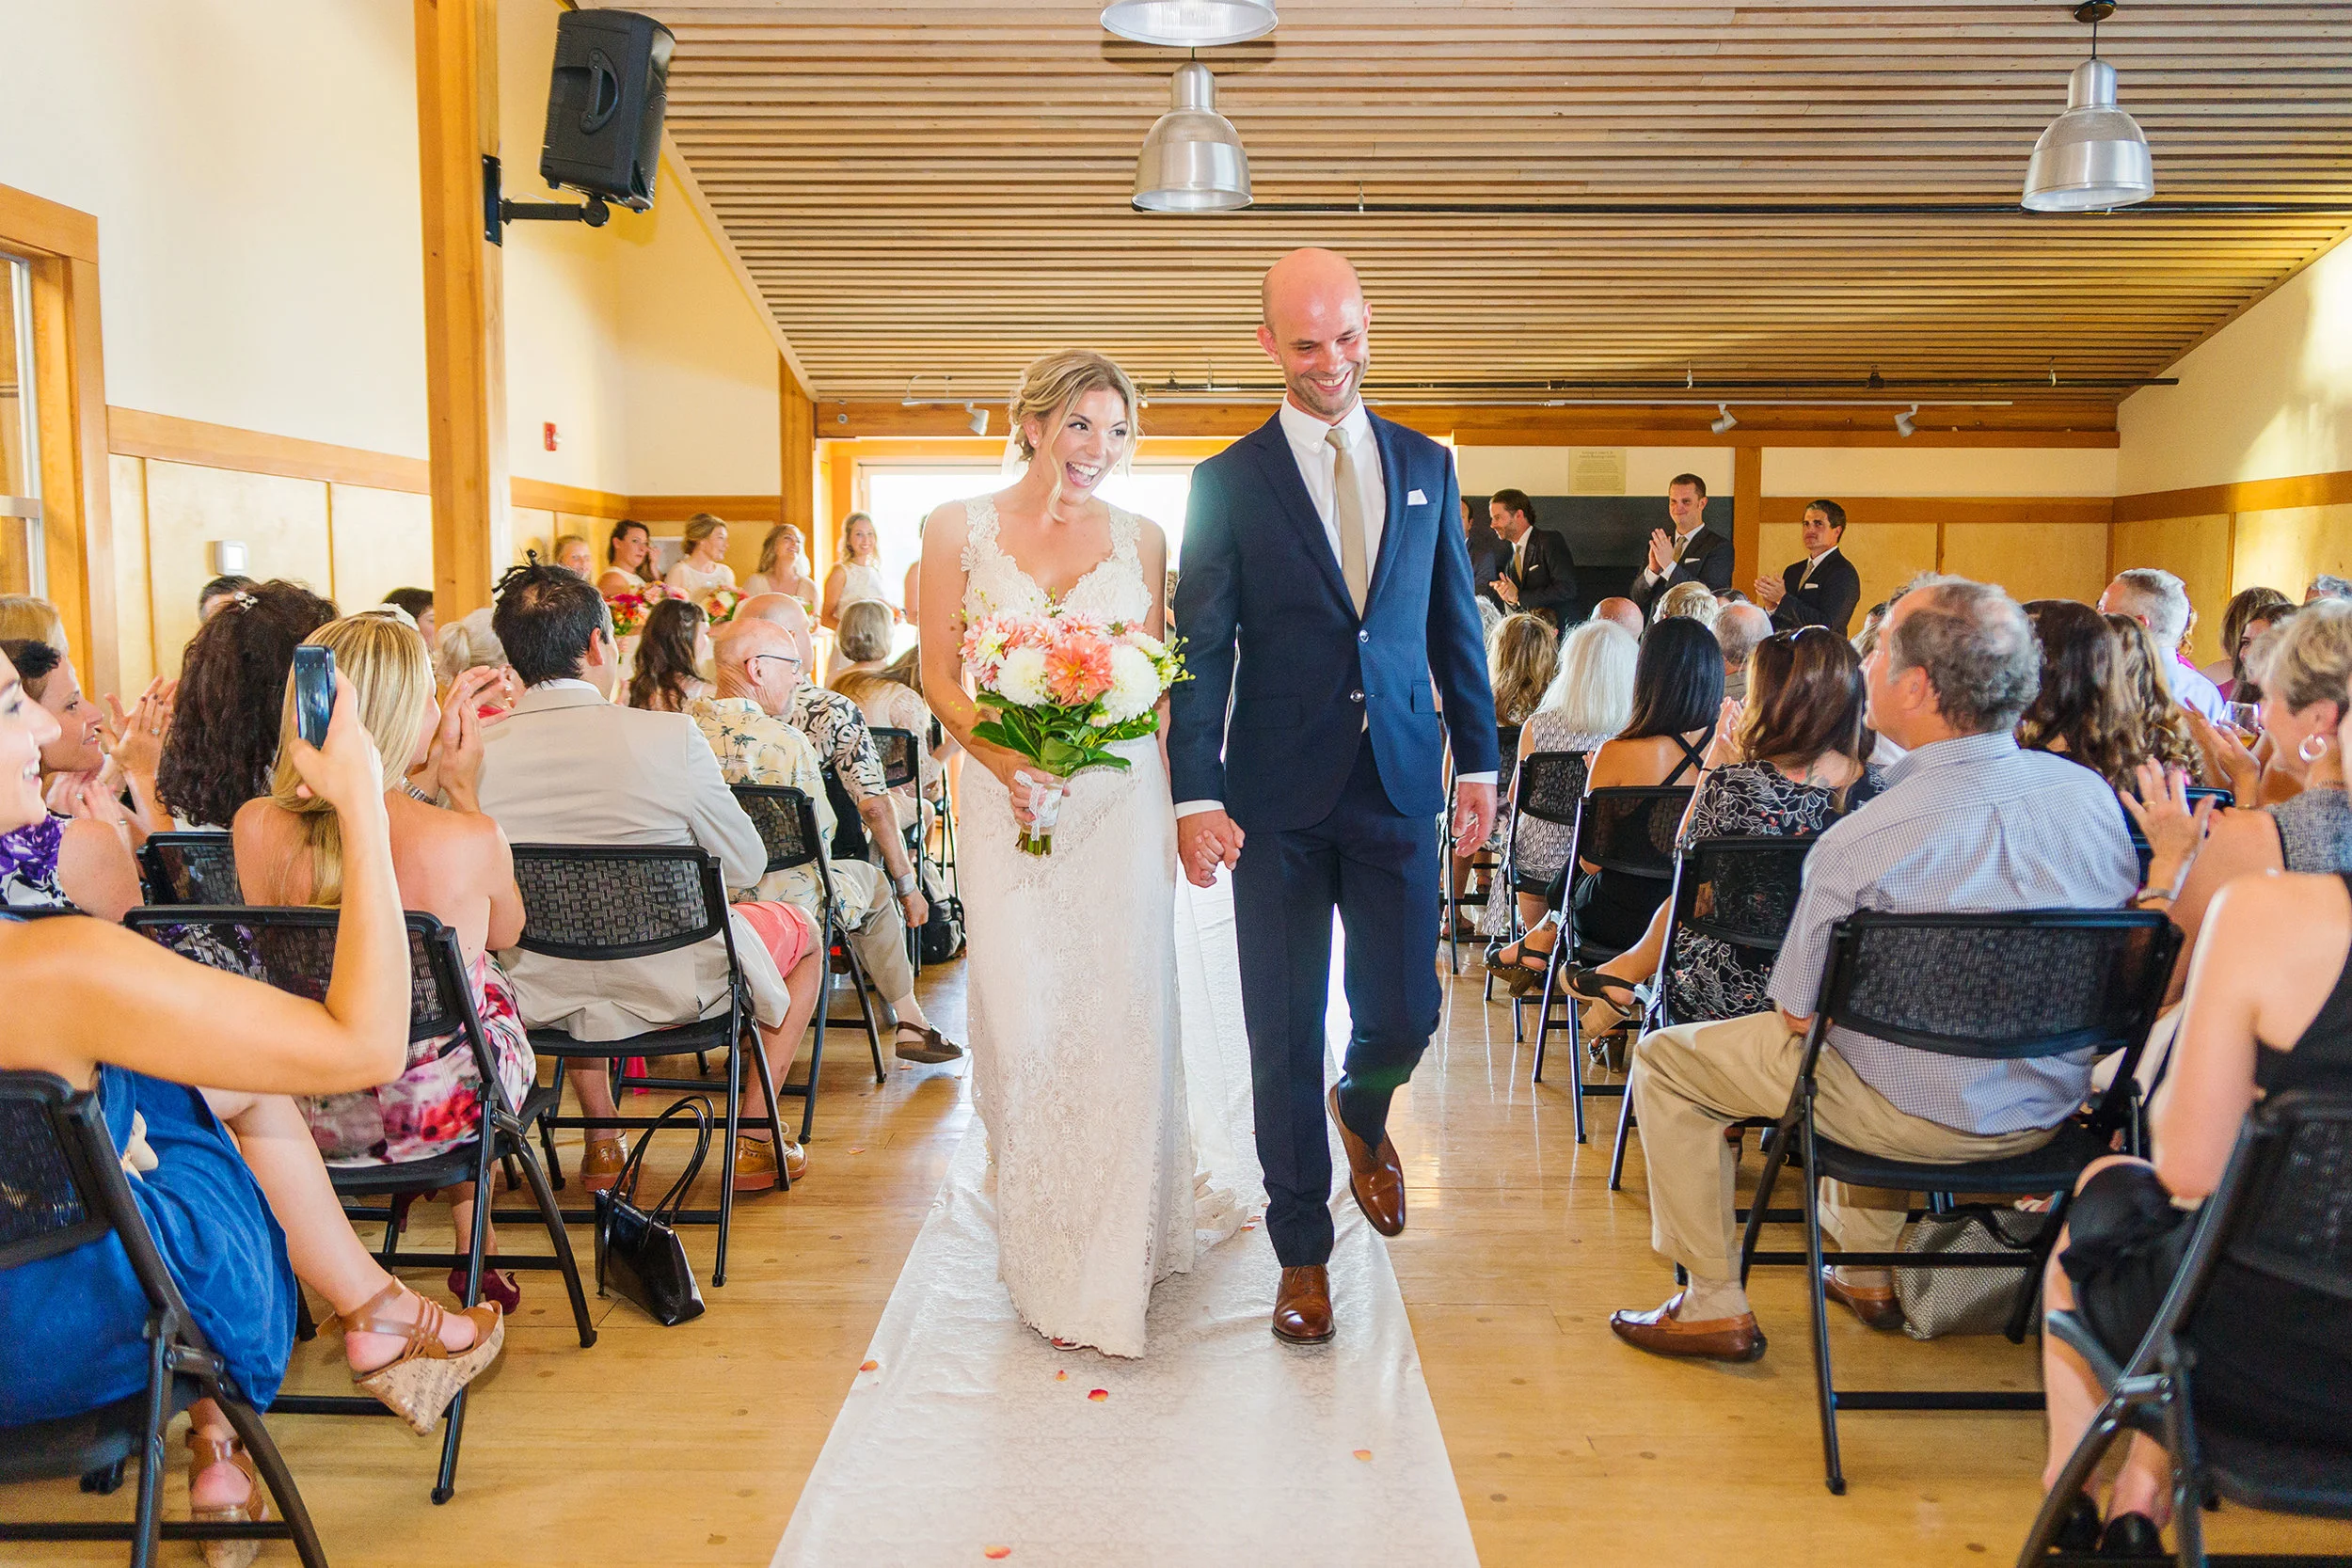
[1231,739,1441,1267]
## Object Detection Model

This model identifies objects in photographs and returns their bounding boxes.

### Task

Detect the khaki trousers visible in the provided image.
[1628,1011,2058,1283]
[831,859,914,1006]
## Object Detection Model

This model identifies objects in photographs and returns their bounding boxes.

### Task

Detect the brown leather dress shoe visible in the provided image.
[1608,1292,1768,1363]
[1273,1265,1334,1344]
[732,1135,806,1192]
[1822,1267,1904,1330]
[1327,1086,1406,1237]
[578,1134,628,1193]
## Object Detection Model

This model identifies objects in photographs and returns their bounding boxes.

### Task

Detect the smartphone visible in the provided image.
[292,645,336,750]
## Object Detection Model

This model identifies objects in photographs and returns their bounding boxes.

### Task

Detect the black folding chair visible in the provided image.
[866,725,929,971]
[2018,1089,2352,1568]
[124,906,597,1503]
[1529,784,1693,1140]
[730,784,889,1141]
[137,831,242,907]
[1609,833,1818,1192]
[508,845,790,1287]
[1485,750,1588,1019]
[1735,909,2181,1495]
[0,1069,327,1566]
[1444,723,1519,975]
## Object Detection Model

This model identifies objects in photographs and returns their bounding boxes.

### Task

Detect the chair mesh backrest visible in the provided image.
[125,909,457,1043]
[141,832,243,906]
[2231,1091,2352,1303]
[1825,911,2177,1060]
[1580,786,1694,879]
[1495,724,1522,799]
[1514,751,1588,828]
[510,846,721,960]
[1661,836,1816,1024]
[0,1081,105,1270]
[870,726,919,792]
[731,784,822,876]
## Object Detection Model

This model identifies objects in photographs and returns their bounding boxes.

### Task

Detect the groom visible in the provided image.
[1170,247,1499,1344]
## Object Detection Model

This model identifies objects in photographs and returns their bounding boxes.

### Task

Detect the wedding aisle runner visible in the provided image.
[771,880,1479,1568]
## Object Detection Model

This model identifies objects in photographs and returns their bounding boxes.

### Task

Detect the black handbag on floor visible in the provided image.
[593,1095,712,1326]
[919,891,965,964]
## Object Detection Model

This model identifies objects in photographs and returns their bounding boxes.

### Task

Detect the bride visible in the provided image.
[917,350,1234,1358]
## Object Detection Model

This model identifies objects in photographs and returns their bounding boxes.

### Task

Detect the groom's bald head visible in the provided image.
[1259,248,1371,422]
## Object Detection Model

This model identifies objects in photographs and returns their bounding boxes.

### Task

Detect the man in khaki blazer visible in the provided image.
[475,563,804,1189]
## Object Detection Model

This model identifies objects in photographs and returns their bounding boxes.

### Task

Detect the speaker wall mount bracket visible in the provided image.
[483,154,611,245]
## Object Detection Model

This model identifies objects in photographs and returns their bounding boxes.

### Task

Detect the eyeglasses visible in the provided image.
[747,653,802,673]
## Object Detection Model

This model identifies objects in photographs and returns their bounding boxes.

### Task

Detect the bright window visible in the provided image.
[863,464,1199,590]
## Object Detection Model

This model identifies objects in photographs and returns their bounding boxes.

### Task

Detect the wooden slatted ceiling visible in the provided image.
[612,1,2352,405]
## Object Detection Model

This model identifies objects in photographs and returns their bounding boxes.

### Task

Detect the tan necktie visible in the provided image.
[1327,425,1370,615]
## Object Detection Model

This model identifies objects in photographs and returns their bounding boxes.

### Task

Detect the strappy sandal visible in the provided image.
[1500,945,1556,996]
[333,1279,505,1435]
[186,1428,265,1568]
[1564,968,1644,1010]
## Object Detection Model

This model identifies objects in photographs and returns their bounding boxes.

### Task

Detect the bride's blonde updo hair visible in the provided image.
[1008,350,1142,468]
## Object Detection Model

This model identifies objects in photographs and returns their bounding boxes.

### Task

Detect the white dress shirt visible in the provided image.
[1799,545,1839,588]
[1639,525,1707,589]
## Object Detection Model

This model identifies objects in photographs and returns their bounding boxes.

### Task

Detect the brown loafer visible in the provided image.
[732,1134,806,1191]
[1327,1086,1406,1237]
[1273,1265,1334,1344]
[1822,1267,1904,1330]
[578,1134,628,1193]
[894,1026,964,1065]
[1608,1291,1768,1363]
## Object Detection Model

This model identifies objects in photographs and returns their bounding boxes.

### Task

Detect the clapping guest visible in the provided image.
[1756,499,1862,637]
[1610,578,2136,1360]
[0,647,502,1534]
[1630,473,1732,614]
[626,597,712,713]
[234,615,535,1309]
[158,579,338,828]
[663,514,737,603]
[1486,490,1578,626]
[2202,585,2291,698]
[0,640,147,921]
[1,634,171,838]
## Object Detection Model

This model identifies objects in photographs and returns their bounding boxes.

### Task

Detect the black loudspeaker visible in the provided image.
[538,8,675,211]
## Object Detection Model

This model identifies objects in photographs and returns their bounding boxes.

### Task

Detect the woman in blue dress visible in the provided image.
[0,645,503,1565]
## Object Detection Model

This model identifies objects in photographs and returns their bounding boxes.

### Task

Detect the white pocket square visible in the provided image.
[1406,488,1427,505]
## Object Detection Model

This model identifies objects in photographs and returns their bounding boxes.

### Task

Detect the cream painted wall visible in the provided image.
[1454,447,1730,499]
[1762,448,2118,498]
[2118,235,2352,494]
[0,0,430,457]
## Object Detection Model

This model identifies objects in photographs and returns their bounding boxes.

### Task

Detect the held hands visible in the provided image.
[286,673,388,818]
[1451,780,1497,860]
[1178,809,1246,889]
[1753,576,1786,610]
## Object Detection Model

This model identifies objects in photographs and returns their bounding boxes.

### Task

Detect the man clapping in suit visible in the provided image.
[1629,472,1732,614]
[1755,499,1861,638]
[1487,488,1577,626]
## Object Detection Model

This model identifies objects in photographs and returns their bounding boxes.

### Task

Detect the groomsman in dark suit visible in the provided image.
[1486,488,1578,626]
[1463,496,1508,610]
[1629,472,1732,614]
[1754,499,1862,637]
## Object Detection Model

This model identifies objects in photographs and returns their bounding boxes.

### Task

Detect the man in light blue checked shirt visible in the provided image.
[1611,578,2138,1364]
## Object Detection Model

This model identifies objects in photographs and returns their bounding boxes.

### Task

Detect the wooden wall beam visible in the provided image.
[2113,468,2352,524]
[1757,495,2114,530]
[413,0,510,622]
[782,362,816,545]
[1731,445,1763,593]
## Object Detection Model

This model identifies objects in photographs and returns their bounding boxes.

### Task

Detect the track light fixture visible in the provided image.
[2023,2,2154,212]
[1709,404,1738,435]
[1894,404,1919,438]
[966,404,990,436]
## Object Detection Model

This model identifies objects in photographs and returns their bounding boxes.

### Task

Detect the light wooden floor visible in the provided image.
[13,955,2347,1565]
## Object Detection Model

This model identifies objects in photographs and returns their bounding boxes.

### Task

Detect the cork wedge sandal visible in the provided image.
[185,1428,266,1568]
[334,1279,505,1435]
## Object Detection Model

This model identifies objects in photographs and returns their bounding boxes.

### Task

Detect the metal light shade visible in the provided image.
[1133,62,1251,213]
[2023,57,2153,212]
[1101,1,1277,47]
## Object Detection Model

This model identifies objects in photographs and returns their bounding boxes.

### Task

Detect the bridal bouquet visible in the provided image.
[961,610,1186,855]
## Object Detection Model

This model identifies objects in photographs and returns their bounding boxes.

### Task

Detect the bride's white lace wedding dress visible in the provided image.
[956,495,1238,1358]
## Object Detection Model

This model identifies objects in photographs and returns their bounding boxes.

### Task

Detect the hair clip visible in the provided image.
[229,591,258,611]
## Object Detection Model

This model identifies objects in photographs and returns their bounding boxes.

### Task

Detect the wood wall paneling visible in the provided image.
[1731,446,1762,591]
[783,358,817,541]
[143,462,334,677]
[508,476,634,520]
[1938,520,2115,609]
[2114,468,2352,525]
[2112,513,2234,663]
[106,407,433,493]
[106,453,153,692]
[2233,503,2352,601]
[328,483,437,613]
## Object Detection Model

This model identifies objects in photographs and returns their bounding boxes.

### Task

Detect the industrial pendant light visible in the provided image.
[1133,60,1251,213]
[1101,1,1277,47]
[2023,2,2153,212]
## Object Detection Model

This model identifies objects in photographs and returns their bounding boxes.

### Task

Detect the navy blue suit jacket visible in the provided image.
[1169,410,1500,833]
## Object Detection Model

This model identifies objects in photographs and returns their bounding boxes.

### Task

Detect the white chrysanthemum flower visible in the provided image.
[1124,631,1166,658]
[994,646,1050,707]
[1095,644,1160,724]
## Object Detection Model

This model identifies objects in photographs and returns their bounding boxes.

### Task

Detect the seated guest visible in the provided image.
[473,563,819,1191]
[382,587,436,646]
[2142,601,2352,1006]
[0,641,145,920]
[2101,568,2230,723]
[1630,472,1732,613]
[1652,579,1719,629]
[1487,611,1559,728]
[159,579,338,828]
[831,602,937,819]
[1591,596,1645,639]
[4,637,171,839]
[1493,618,1722,991]
[2309,574,2352,604]
[1609,578,2137,1361]
[2201,585,2291,698]
[195,575,259,624]
[1478,619,1638,949]
[1486,489,1578,627]
[697,620,963,1064]
[1714,601,1772,702]
[234,614,534,1308]
[0,593,69,649]
[0,649,501,1533]
[2040,776,2352,1552]
[434,607,514,706]
[1851,599,1890,659]
[552,534,594,580]
[626,596,712,713]
[2103,614,2202,777]
[2016,601,2147,789]
[1565,626,1881,1032]
[1755,499,1861,637]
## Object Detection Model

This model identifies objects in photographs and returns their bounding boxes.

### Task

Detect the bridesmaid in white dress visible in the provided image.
[917,350,1232,1357]
[663,514,737,602]
[596,519,656,601]
[822,512,897,680]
